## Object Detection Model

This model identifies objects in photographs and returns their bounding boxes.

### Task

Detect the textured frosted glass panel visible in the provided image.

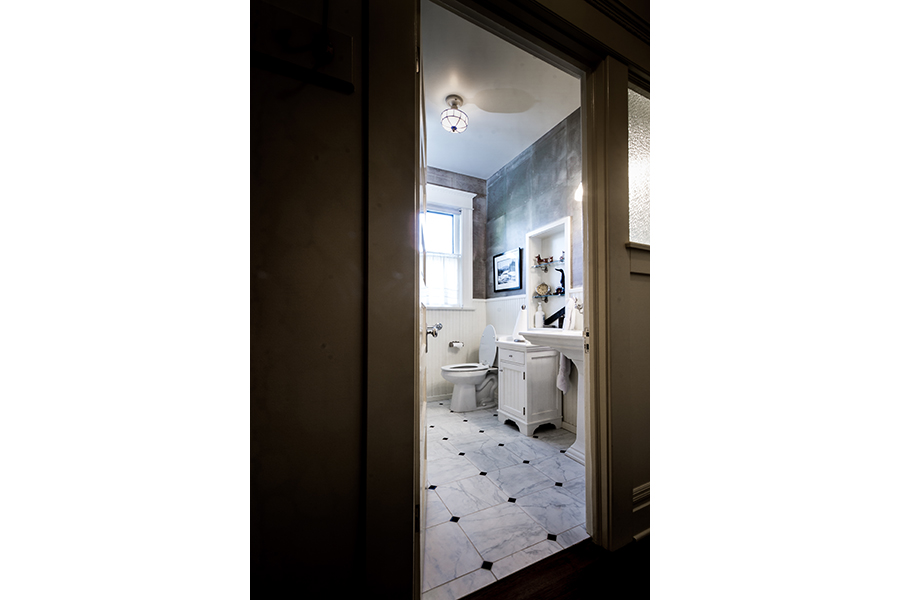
[628,89,650,244]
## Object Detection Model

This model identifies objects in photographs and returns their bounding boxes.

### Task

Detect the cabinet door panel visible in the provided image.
[526,354,561,420]
[499,363,526,416]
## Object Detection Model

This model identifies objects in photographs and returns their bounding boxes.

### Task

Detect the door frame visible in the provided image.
[365,0,648,595]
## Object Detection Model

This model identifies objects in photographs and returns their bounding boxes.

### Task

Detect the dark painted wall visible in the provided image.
[251,0,366,595]
[486,108,583,298]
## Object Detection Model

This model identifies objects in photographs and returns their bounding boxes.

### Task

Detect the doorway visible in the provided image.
[419,1,589,595]
[364,0,648,595]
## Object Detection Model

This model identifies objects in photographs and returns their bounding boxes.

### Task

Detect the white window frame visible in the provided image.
[423,184,474,309]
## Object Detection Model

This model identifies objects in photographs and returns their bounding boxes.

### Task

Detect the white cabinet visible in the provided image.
[496,341,562,436]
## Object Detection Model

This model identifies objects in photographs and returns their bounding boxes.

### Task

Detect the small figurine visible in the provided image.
[555,268,566,294]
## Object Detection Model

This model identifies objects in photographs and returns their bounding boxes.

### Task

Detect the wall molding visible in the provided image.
[583,0,649,45]
[633,482,650,511]
[485,293,526,303]
[626,243,649,275]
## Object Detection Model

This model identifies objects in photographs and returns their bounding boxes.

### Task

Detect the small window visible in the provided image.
[628,88,650,244]
[422,207,462,307]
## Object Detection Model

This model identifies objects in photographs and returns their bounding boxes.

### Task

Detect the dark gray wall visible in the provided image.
[426,167,488,299]
[486,108,582,298]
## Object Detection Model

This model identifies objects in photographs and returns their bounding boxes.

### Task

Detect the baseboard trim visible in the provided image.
[633,482,649,511]
[427,394,453,403]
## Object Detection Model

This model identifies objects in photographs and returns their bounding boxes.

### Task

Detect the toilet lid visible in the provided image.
[478,325,497,366]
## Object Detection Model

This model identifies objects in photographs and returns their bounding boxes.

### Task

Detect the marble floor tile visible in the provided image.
[438,420,485,437]
[428,456,481,486]
[457,502,549,563]
[503,437,561,463]
[490,539,562,580]
[427,424,452,440]
[435,474,508,517]
[531,454,585,483]
[561,475,586,501]
[557,524,590,548]
[486,463,555,499]
[422,567,496,600]
[450,441,519,472]
[516,485,585,535]
[424,399,590,592]
[445,432,492,449]
[533,427,576,449]
[423,522,485,592]
[464,413,502,429]
[426,488,451,528]
[482,425,525,443]
[428,439,463,461]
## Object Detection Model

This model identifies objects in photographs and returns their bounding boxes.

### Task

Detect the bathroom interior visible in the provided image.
[420,1,591,596]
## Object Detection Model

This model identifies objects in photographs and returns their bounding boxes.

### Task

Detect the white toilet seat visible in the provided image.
[444,363,487,371]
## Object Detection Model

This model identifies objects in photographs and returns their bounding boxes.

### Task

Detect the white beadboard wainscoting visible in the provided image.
[424,304,487,400]
[485,294,526,337]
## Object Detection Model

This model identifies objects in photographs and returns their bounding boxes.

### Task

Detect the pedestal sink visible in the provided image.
[518,329,586,465]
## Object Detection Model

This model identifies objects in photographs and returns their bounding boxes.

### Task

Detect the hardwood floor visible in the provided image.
[462,535,650,599]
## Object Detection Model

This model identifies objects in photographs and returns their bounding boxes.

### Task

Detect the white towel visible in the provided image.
[556,355,571,394]
[564,298,577,330]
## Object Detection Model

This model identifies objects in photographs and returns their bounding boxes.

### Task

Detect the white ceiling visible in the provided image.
[421,1,581,181]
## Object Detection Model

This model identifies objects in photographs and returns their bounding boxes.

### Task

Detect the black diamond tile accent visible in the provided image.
[479,472,487,476]
[508,497,516,503]
[547,534,557,541]
[533,435,538,438]
[498,443,504,447]
[481,561,493,570]
[439,403,443,405]
[523,460,530,464]
[560,449,566,453]
[479,430,484,433]
[555,482,563,487]
[428,485,437,490]
[429,425,434,428]
[493,414,497,417]
[450,516,460,522]
[459,452,465,456]
[463,419,468,422]
[443,438,449,441]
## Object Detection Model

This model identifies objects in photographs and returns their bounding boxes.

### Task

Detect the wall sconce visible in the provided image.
[441,94,468,133]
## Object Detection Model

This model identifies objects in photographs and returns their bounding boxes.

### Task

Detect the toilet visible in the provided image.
[440,325,499,413]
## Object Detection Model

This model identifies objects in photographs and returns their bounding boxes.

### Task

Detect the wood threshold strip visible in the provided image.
[463,536,650,599]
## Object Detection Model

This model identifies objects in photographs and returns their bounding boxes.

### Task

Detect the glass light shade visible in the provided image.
[441,107,468,133]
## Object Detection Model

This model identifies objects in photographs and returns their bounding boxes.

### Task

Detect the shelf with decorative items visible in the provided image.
[531,257,565,273]
[525,217,571,329]
[532,292,565,303]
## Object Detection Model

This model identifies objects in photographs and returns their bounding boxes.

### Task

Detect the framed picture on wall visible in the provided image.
[493,248,522,292]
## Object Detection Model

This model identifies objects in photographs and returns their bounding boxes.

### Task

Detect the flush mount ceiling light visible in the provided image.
[441,94,468,133]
